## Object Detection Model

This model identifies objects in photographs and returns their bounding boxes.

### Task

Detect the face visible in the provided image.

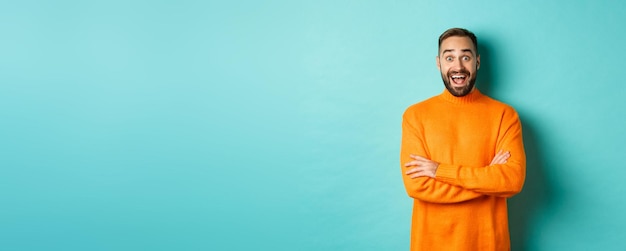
[436,36,480,97]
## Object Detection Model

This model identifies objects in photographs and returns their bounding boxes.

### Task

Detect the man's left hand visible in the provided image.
[404,155,440,178]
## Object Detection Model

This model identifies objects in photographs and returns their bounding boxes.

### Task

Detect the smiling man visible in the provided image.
[400,28,526,250]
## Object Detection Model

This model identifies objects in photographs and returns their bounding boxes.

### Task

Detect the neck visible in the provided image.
[440,88,482,104]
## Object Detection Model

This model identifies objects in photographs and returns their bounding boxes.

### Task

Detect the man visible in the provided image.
[400,28,526,250]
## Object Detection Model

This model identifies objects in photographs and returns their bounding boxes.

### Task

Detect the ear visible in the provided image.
[436,56,441,70]
[476,54,481,70]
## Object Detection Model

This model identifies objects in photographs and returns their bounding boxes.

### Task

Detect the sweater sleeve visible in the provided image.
[435,108,526,197]
[400,112,484,203]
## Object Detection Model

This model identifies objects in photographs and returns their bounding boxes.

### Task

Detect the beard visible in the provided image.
[440,69,478,97]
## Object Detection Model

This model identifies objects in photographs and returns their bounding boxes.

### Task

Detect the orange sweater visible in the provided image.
[400,89,525,251]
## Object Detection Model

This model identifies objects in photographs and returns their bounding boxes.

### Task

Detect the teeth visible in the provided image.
[452,76,465,79]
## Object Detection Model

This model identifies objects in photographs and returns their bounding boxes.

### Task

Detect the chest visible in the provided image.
[420,110,501,164]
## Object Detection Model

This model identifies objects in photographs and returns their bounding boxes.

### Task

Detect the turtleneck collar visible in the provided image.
[439,88,484,104]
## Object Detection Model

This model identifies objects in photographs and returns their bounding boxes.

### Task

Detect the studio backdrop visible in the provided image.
[1,1,625,250]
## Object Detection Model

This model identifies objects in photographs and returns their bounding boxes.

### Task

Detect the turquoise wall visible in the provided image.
[2,1,625,250]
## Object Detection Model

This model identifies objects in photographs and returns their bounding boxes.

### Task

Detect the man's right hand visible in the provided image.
[490,150,510,165]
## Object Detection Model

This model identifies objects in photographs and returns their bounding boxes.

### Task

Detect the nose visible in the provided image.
[453,58,465,70]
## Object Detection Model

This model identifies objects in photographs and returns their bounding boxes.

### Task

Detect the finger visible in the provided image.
[493,155,506,164]
[410,171,435,179]
[490,154,501,165]
[404,160,422,167]
[409,171,426,178]
[409,154,428,161]
[501,151,511,160]
[406,166,432,175]
[405,167,421,175]
[498,152,508,159]
[494,158,505,165]
[491,151,511,165]
[491,153,504,165]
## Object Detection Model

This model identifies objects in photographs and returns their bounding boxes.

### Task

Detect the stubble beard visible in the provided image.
[440,69,478,97]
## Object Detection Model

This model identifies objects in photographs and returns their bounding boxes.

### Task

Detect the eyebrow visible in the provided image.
[441,49,475,55]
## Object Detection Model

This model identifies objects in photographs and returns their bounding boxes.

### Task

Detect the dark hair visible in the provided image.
[438,28,478,55]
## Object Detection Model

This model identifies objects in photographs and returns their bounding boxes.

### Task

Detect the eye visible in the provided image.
[462,56,470,61]
[446,56,453,61]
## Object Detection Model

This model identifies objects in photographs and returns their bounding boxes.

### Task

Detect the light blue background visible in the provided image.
[1,1,625,250]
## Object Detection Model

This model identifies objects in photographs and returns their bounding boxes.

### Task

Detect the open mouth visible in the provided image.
[450,74,468,86]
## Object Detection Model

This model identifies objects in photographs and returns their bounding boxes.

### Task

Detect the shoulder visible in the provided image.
[401,96,440,130]
[482,94,517,111]
[403,95,440,117]
[480,94,521,120]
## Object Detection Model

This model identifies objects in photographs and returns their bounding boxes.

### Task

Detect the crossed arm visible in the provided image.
[401,149,524,203]
[400,109,526,203]
[404,150,511,179]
